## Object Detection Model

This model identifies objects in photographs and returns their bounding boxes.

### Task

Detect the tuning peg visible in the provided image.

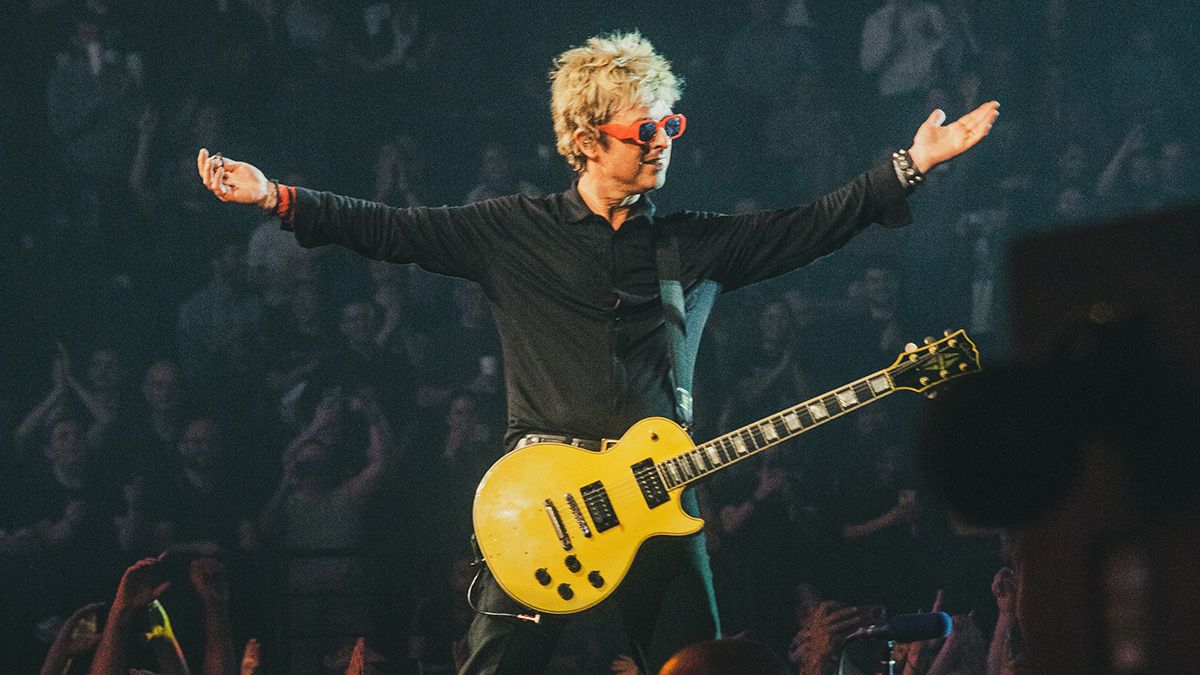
[904,342,918,353]
[919,376,931,386]
[943,329,952,337]
[939,369,949,378]
[959,362,969,372]
[947,338,957,348]
[923,336,934,345]
[925,390,938,400]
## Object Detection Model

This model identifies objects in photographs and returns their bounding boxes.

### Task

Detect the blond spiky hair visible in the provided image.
[550,31,682,173]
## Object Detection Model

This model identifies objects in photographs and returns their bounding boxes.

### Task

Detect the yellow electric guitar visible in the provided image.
[472,330,981,614]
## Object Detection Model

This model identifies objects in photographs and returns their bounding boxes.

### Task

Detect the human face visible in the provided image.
[589,100,677,195]
[142,361,181,413]
[340,301,374,347]
[178,419,221,470]
[47,418,86,468]
[88,349,123,391]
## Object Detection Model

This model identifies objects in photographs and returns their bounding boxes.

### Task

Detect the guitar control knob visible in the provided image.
[535,568,551,586]
[565,555,582,573]
[588,571,605,588]
[557,583,574,600]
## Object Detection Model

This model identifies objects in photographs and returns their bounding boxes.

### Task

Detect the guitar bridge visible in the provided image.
[543,499,572,550]
[564,493,592,537]
[580,481,619,533]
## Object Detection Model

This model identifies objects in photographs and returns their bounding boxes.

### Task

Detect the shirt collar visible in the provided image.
[562,181,657,225]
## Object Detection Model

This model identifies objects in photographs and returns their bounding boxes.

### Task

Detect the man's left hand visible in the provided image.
[907,100,1000,172]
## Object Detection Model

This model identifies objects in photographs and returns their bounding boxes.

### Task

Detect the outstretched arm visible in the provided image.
[195,149,497,280]
[694,100,1001,290]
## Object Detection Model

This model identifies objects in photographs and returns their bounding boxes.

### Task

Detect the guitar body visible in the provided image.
[473,330,981,615]
[472,417,702,614]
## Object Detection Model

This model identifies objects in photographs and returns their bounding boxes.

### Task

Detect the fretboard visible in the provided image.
[657,369,896,489]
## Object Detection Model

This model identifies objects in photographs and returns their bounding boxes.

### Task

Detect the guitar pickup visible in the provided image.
[580,481,619,533]
[632,459,669,509]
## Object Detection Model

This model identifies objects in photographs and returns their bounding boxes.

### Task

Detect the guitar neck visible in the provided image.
[657,368,898,490]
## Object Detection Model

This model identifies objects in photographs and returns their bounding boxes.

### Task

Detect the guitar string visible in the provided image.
[523,350,973,520]
[553,353,967,507]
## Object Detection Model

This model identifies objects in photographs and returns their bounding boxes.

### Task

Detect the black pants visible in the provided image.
[460,526,720,674]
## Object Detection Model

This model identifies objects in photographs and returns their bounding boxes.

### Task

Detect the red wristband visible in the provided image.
[275,183,296,224]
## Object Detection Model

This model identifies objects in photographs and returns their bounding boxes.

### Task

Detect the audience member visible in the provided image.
[7,1,1197,669]
[860,0,947,137]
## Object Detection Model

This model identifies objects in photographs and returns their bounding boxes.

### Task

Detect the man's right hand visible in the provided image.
[197,148,272,207]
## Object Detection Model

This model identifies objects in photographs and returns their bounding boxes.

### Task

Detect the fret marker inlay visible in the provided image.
[704,445,721,466]
[733,436,748,455]
[808,402,829,420]
[869,375,890,394]
[836,389,858,407]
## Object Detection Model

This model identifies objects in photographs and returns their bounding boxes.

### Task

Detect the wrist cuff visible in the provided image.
[892,148,926,192]
[272,183,296,225]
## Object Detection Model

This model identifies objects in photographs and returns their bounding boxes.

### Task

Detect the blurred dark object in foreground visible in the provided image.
[921,204,1200,674]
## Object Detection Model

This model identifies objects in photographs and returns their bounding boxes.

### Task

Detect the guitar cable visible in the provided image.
[466,535,542,624]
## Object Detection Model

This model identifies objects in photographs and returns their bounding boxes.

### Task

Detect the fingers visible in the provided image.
[66,601,106,624]
[922,108,947,128]
[828,615,863,635]
[198,148,233,199]
[962,100,1000,139]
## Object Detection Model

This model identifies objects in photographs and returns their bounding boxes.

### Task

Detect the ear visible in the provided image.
[574,128,601,163]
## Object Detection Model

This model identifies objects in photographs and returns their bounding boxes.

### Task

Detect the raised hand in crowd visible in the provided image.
[1,497,92,556]
[611,653,641,675]
[842,489,921,540]
[1096,124,1148,198]
[190,557,238,675]
[346,637,366,675]
[90,555,172,675]
[718,463,790,535]
[39,601,104,675]
[900,589,944,675]
[15,342,113,456]
[987,567,1020,675]
[240,638,261,675]
[788,601,866,675]
[927,612,987,675]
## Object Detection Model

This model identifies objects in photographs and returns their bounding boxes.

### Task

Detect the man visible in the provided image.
[197,31,997,674]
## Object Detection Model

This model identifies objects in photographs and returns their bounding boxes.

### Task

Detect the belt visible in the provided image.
[516,434,605,451]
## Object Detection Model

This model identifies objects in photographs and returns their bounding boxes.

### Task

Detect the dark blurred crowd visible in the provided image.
[1,0,1197,672]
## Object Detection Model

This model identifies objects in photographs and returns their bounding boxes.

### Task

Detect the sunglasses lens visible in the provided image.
[637,121,657,143]
[664,116,682,138]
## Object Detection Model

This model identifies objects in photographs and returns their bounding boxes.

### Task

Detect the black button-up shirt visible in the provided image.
[284,161,911,449]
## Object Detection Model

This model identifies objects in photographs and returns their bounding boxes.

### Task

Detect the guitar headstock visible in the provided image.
[888,329,982,393]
